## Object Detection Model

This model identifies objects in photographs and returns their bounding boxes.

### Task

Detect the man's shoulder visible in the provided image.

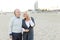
[10,16,15,20]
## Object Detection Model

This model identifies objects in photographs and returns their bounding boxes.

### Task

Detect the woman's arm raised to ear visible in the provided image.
[29,17,35,27]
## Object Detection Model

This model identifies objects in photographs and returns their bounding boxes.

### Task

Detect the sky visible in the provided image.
[38,0,60,10]
[0,0,60,12]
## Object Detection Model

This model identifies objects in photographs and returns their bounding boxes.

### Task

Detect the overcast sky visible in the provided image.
[0,0,60,12]
[38,0,60,10]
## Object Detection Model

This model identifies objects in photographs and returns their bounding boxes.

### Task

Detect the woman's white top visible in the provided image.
[25,18,34,28]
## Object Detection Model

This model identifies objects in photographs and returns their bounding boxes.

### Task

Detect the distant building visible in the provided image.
[34,1,38,11]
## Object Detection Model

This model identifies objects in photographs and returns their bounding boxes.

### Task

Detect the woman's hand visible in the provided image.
[24,29,29,32]
[23,28,29,32]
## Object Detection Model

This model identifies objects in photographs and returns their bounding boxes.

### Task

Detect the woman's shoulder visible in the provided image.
[22,18,25,21]
[31,17,34,20]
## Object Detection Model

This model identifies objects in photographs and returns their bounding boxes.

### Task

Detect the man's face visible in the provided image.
[14,9,21,18]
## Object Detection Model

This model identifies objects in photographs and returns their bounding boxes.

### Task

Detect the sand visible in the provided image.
[0,12,60,40]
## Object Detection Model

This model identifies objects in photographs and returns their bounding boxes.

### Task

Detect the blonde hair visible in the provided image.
[24,11,31,18]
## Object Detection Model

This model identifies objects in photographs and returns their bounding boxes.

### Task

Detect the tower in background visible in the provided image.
[34,1,38,11]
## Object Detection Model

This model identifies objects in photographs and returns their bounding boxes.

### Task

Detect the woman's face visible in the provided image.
[23,12,28,18]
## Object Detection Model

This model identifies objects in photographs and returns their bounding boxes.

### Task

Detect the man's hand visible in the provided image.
[10,35,12,39]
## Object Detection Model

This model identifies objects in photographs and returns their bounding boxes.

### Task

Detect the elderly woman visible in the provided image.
[22,11,35,40]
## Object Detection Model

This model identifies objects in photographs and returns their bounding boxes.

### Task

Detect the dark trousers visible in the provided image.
[23,29,33,40]
[12,33,22,40]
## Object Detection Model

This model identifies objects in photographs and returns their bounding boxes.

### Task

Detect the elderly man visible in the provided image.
[9,9,22,40]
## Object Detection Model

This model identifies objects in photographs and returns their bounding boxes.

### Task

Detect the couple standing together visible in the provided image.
[9,9,35,40]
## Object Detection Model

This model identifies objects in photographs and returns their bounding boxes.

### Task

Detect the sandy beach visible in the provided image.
[0,12,60,40]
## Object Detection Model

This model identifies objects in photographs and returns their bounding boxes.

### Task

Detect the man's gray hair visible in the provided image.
[14,9,20,14]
